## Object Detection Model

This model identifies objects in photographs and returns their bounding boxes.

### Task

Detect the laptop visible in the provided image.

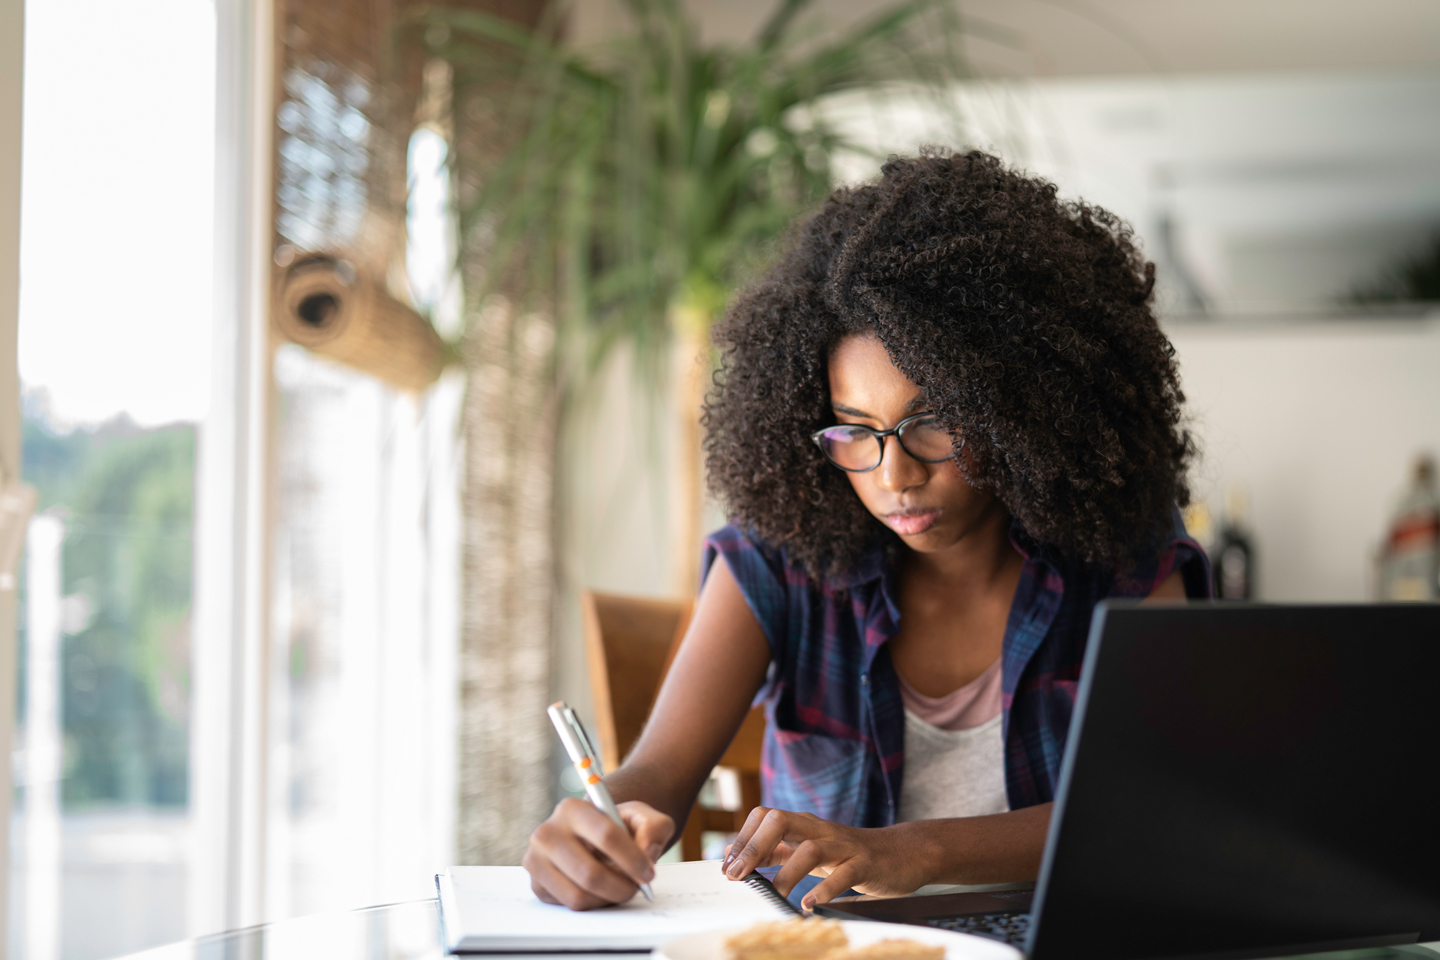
[817,603,1440,960]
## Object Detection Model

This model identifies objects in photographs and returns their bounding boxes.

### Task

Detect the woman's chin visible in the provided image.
[893,526,955,553]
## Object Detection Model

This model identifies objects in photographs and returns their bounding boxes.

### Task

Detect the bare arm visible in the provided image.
[1143,568,1187,603]
[604,558,772,826]
[523,558,770,908]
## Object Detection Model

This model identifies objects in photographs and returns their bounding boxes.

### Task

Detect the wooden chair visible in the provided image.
[580,590,765,860]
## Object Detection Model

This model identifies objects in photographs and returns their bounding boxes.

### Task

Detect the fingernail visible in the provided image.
[721,852,733,871]
[802,896,816,911]
[726,858,744,878]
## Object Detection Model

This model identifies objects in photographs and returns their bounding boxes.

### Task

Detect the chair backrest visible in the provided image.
[717,706,765,771]
[582,588,767,860]
[580,591,694,772]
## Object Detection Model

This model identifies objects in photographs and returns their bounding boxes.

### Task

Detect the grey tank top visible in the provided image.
[897,708,1009,822]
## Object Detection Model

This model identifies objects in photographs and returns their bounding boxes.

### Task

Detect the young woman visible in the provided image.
[522,150,1211,911]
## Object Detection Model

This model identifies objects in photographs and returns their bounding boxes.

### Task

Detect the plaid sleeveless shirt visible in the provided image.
[700,514,1211,826]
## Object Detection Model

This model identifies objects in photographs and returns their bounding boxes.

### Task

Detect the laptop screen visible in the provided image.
[1030,603,1440,960]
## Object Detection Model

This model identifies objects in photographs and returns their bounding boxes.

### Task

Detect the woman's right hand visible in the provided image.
[523,560,769,910]
[523,798,675,910]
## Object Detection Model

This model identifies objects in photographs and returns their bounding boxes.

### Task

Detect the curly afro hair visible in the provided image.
[702,149,1194,580]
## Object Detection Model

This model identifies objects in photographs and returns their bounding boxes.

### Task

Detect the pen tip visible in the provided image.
[640,883,655,902]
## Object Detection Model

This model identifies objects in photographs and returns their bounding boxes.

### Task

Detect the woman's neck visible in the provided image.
[889,496,1024,698]
[904,498,1022,590]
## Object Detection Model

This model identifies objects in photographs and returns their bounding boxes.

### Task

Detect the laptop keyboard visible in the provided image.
[925,911,1032,945]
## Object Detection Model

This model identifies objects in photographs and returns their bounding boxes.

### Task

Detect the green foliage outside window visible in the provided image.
[22,413,194,808]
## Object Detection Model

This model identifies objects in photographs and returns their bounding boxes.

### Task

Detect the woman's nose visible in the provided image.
[874,436,927,493]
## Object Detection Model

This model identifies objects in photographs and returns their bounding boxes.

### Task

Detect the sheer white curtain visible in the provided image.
[190,0,460,931]
[266,346,459,918]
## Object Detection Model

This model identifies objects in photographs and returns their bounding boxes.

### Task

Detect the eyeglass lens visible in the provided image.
[815,416,953,471]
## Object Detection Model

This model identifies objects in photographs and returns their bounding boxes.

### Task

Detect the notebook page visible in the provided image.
[443,860,791,951]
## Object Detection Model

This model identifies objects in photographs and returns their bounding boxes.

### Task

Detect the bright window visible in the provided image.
[13,0,215,958]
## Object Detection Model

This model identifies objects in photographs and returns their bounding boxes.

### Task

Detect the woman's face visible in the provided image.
[826,332,1001,554]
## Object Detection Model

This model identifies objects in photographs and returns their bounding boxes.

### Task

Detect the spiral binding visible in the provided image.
[744,873,803,916]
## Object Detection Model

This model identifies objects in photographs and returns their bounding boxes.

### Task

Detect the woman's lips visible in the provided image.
[885,509,940,536]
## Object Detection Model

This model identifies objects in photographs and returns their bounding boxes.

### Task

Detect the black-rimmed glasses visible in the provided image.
[810,412,959,472]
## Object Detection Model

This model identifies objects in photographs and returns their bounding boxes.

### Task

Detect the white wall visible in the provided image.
[552,345,683,743]
[557,313,1440,621]
[1167,315,1440,602]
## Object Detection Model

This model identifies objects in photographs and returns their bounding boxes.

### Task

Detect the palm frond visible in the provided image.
[423,0,967,396]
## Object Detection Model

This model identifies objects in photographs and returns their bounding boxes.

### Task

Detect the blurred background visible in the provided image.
[2,0,1438,957]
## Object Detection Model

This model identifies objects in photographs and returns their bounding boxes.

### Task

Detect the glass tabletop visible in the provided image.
[111,899,647,960]
[119,900,448,960]
[111,898,1440,960]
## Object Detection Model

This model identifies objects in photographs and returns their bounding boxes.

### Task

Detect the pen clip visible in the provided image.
[563,705,606,779]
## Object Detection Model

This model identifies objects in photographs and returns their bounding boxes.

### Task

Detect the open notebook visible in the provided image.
[437,859,800,953]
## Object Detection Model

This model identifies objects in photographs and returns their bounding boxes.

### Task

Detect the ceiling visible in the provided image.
[673,0,1440,78]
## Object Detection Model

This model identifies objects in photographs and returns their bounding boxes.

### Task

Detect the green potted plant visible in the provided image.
[415,0,966,862]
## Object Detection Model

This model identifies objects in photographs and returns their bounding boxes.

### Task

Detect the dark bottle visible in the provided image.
[1212,485,1255,600]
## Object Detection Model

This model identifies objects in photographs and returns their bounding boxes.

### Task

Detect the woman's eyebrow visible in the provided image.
[831,398,926,419]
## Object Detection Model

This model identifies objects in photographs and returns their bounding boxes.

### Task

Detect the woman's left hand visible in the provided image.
[721,807,935,908]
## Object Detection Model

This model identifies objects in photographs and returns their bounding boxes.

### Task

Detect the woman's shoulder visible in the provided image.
[703,523,889,593]
[1011,509,1211,600]
[1103,508,1213,599]
[701,524,813,660]
[702,523,805,591]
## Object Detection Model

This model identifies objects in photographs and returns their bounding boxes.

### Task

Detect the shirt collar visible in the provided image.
[1007,518,1041,562]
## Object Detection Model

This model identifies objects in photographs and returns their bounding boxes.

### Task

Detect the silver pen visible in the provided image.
[547,701,656,901]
